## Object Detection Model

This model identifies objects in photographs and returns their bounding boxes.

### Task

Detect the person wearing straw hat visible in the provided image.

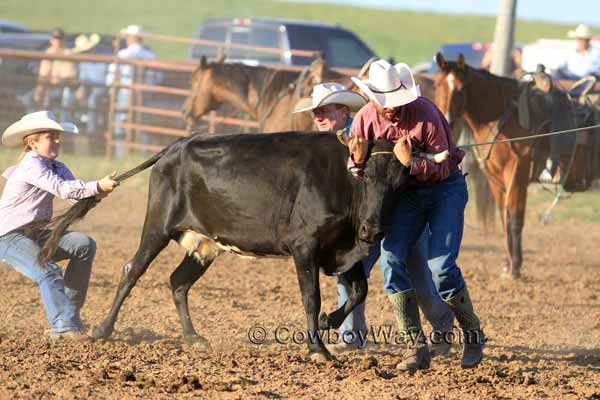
[71,33,107,135]
[555,24,600,81]
[293,83,455,357]
[0,111,119,341]
[293,82,366,132]
[106,25,157,158]
[21,28,77,122]
[348,59,484,370]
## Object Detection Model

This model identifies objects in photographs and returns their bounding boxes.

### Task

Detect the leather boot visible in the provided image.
[388,290,431,371]
[444,285,485,368]
[430,329,453,357]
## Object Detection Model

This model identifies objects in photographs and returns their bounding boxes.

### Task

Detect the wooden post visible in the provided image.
[491,0,517,77]
[136,65,145,151]
[209,110,216,134]
[125,62,135,157]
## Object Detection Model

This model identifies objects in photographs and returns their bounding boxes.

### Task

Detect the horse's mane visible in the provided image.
[207,62,301,108]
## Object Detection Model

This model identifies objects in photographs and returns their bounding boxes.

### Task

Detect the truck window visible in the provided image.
[189,25,227,59]
[286,25,374,69]
[325,32,374,69]
[228,25,282,63]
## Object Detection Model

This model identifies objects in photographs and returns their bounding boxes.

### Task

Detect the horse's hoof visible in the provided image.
[309,351,332,363]
[184,334,211,350]
[318,312,330,330]
[90,325,112,340]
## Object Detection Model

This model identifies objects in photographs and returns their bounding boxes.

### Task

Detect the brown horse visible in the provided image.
[433,53,592,278]
[183,56,436,132]
[182,56,352,132]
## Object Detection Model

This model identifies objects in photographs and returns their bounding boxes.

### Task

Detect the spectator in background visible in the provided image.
[105,25,157,158]
[480,46,523,78]
[22,28,77,122]
[71,33,107,136]
[555,24,600,81]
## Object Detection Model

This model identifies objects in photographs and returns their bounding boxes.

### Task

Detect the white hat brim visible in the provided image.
[567,30,591,39]
[351,76,419,108]
[293,90,367,113]
[2,118,79,147]
[72,33,101,54]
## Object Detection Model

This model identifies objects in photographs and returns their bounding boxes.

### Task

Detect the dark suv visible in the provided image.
[188,17,377,69]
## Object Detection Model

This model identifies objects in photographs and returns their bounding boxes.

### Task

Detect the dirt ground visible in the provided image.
[0,185,599,400]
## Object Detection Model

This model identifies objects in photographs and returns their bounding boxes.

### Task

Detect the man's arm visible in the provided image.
[409,121,457,182]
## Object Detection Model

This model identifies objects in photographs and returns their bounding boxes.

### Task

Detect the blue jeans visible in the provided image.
[338,227,454,344]
[380,170,467,300]
[113,88,150,158]
[86,86,108,134]
[0,230,96,333]
[112,88,130,159]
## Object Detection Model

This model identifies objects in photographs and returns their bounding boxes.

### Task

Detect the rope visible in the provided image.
[457,123,600,149]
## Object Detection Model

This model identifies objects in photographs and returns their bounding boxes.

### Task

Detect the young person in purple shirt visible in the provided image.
[0,111,118,341]
[348,60,484,370]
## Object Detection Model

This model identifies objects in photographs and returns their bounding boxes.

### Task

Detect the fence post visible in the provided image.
[209,110,216,134]
[137,65,145,151]
[105,63,119,159]
[125,63,135,157]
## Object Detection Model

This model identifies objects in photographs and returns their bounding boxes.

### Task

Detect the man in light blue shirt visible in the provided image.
[70,33,108,135]
[106,25,158,158]
[556,24,600,81]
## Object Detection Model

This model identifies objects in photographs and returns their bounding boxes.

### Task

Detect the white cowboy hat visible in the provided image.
[351,59,420,108]
[71,33,101,54]
[567,24,592,39]
[293,83,367,114]
[119,24,146,37]
[2,111,79,147]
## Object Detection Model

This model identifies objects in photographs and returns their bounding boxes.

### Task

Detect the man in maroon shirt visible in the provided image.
[348,60,484,370]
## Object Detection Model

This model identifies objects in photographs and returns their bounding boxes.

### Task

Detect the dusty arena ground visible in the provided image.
[0,183,599,399]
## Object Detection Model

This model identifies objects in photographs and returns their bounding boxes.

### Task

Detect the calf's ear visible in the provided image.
[436,52,447,69]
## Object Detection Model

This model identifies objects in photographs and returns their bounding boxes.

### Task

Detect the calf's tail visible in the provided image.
[34,137,186,266]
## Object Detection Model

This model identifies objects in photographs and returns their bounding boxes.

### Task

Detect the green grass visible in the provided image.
[2,0,595,65]
[526,184,600,224]
[0,145,151,190]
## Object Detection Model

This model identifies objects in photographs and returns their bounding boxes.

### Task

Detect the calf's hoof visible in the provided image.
[309,350,332,363]
[318,312,331,330]
[90,324,112,340]
[184,334,211,351]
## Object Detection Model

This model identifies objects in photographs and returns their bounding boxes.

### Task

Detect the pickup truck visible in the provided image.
[188,17,377,69]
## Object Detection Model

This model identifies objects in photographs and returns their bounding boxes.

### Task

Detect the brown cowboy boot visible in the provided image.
[444,285,485,369]
[430,329,453,357]
[388,290,431,372]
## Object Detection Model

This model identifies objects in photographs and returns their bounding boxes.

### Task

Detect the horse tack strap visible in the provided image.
[472,105,516,170]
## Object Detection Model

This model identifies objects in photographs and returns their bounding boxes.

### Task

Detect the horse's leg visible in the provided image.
[170,253,216,347]
[503,160,530,278]
[318,261,368,331]
[292,242,331,362]
[91,229,170,340]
